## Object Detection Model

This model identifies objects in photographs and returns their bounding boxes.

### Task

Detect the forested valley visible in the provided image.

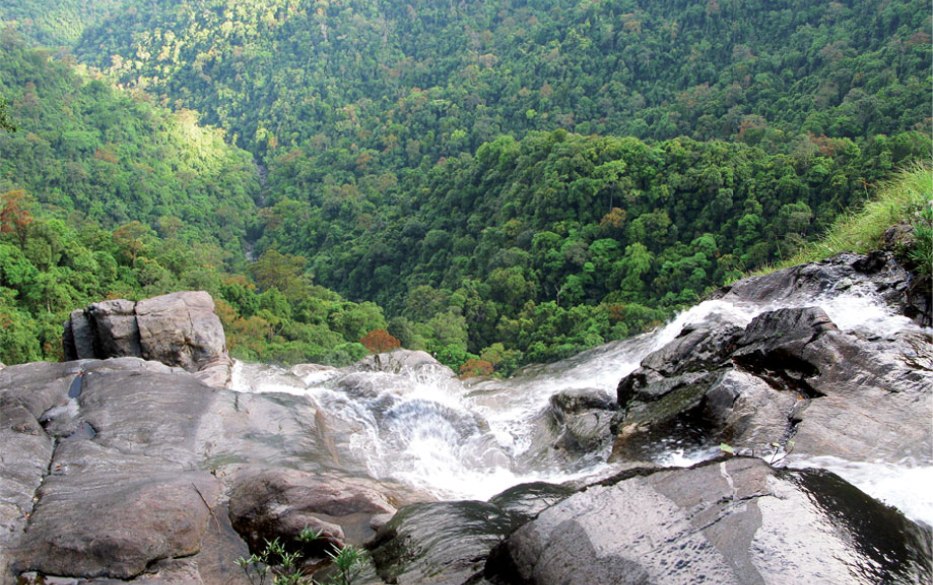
[1,0,930,374]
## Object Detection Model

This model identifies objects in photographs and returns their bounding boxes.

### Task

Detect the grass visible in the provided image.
[749,163,933,277]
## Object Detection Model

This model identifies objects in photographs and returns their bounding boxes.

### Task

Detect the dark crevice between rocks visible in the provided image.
[732,352,825,400]
[483,541,532,585]
[19,432,59,537]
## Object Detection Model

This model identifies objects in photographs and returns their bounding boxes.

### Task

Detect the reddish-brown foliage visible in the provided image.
[0,189,34,243]
[361,329,401,354]
[459,359,494,379]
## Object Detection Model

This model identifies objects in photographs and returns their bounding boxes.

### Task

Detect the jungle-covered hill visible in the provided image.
[0,0,929,371]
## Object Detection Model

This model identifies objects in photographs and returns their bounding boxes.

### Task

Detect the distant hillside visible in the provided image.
[74,0,930,161]
[0,38,396,368]
[0,34,259,248]
[0,0,929,372]
[0,0,124,47]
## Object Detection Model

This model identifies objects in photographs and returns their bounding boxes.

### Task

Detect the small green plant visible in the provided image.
[328,544,365,585]
[236,537,304,585]
[297,526,324,543]
[235,528,367,585]
[908,200,933,280]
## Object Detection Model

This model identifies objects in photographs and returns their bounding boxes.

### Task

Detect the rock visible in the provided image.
[488,482,576,525]
[227,467,405,552]
[731,306,838,397]
[87,299,141,358]
[61,291,232,387]
[64,309,96,360]
[136,291,226,373]
[616,322,742,409]
[883,223,916,252]
[549,388,615,413]
[717,251,929,324]
[354,349,452,375]
[290,363,338,382]
[610,299,933,466]
[12,471,221,579]
[1,358,434,584]
[640,320,744,377]
[546,389,616,453]
[0,360,250,584]
[484,458,932,585]
[368,500,516,585]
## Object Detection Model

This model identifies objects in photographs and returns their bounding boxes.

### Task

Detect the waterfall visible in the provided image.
[230,285,932,524]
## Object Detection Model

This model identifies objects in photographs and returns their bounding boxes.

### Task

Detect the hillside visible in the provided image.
[0,0,123,47]
[0,39,396,367]
[75,0,930,160]
[0,0,930,371]
[0,34,259,245]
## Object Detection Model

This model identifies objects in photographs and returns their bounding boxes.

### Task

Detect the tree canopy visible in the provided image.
[0,0,929,372]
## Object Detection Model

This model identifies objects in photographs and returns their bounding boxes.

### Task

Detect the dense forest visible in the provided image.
[0,36,395,366]
[0,0,930,373]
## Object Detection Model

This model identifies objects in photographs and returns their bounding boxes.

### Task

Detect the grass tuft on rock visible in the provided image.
[752,163,932,276]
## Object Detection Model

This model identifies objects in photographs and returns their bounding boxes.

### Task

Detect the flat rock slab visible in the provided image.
[486,458,932,585]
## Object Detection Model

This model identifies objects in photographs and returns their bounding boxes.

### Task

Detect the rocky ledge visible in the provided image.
[363,251,932,585]
[1,252,931,584]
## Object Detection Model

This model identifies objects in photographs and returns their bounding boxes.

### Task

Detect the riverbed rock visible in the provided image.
[354,349,453,376]
[368,500,516,585]
[62,291,232,387]
[716,250,930,325]
[227,467,419,553]
[612,297,933,467]
[0,357,435,585]
[484,457,931,585]
[546,388,616,453]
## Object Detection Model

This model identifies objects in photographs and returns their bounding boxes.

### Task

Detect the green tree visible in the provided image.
[0,95,14,132]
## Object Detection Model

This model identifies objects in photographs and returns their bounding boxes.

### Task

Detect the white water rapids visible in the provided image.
[230,288,932,526]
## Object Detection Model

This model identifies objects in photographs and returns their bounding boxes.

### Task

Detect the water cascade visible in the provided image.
[231,285,932,526]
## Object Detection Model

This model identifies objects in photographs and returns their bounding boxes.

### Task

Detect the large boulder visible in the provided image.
[227,467,425,553]
[62,291,232,387]
[485,458,931,585]
[611,301,933,467]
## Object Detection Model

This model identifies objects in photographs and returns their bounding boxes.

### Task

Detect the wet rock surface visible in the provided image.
[484,458,932,585]
[368,500,516,585]
[62,291,232,387]
[0,359,429,584]
[612,254,933,468]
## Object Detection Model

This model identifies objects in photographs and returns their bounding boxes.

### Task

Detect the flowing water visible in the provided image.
[230,287,932,526]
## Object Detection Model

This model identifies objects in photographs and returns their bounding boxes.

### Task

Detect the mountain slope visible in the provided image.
[74,0,930,161]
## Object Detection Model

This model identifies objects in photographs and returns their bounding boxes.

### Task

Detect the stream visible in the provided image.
[230,287,933,528]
